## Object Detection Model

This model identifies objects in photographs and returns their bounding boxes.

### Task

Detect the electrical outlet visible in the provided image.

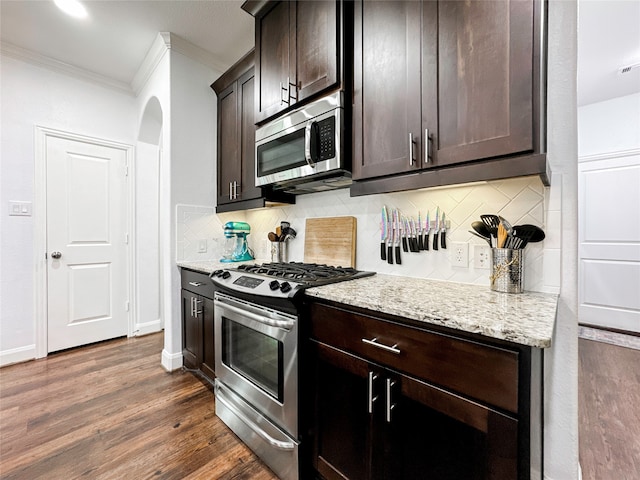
[474,245,491,269]
[451,242,469,267]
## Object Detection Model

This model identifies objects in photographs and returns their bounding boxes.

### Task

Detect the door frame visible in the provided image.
[34,126,136,358]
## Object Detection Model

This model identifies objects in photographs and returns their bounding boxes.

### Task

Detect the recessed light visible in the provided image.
[54,0,88,19]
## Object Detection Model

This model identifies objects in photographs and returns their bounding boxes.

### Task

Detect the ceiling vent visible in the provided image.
[619,62,640,74]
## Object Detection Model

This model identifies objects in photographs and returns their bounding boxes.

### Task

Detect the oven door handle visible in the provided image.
[216,386,296,451]
[304,121,317,168]
[216,301,296,331]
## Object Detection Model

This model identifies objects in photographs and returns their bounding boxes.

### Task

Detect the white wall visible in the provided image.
[543,0,580,478]
[579,92,640,157]
[0,54,136,365]
[163,49,220,370]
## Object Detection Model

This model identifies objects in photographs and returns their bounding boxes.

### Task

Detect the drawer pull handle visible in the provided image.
[362,337,401,355]
[188,282,204,287]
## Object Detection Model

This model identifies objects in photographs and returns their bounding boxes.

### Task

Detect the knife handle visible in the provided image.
[433,231,439,250]
[381,242,387,261]
[395,246,402,265]
[387,245,393,264]
[441,231,447,249]
[424,233,429,251]
[417,234,423,250]
[411,238,418,252]
[402,237,408,253]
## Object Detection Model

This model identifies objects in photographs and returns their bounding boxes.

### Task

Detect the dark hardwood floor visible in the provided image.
[0,333,277,480]
[3,331,638,479]
[579,337,640,479]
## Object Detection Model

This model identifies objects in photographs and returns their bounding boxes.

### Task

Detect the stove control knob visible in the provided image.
[269,280,280,291]
[280,281,292,293]
[221,271,231,279]
[212,269,223,277]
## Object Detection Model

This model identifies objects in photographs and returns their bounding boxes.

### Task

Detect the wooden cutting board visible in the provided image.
[304,216,356,268]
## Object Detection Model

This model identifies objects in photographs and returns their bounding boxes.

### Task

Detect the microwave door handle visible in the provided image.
[304,121,317,168]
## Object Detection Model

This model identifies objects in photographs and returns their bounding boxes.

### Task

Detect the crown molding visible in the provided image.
[0,41,134,96]
[167,32,227,75]
[131,33,171,95]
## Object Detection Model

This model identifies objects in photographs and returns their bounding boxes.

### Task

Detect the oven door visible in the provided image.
[214,292,298,438]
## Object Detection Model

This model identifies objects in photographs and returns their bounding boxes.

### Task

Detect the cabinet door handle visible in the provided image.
[386,378,397,423]
[425,128,431,164]
[409,133,416,166]
[362,337,401,355]
[280,81,290,106]
[368,371,379,414]
[194,298,203,315]
[234,180,239,199]
[190,296,195,317]
[229,181,233,200]
[188,282,203,287]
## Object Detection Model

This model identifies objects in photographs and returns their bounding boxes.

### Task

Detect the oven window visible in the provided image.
[257,128,307,177]
[221,318,283,401]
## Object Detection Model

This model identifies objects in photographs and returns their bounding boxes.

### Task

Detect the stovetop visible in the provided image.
[209,262,375,304]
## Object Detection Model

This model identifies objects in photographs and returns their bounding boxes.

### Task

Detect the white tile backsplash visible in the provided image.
[177,176,560,294]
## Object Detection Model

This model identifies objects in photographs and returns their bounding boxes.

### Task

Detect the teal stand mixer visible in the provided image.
[220,221,254,262]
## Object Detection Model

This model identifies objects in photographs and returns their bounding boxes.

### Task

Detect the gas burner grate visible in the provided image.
[237,262,361,285]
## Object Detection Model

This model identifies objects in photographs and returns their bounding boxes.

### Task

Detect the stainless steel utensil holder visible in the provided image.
[490,248,523,293]
[270,241,288,263]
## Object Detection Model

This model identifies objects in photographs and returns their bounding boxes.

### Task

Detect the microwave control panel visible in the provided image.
[318,117,336,161]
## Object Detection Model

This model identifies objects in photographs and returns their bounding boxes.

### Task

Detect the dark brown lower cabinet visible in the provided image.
[180,269,215,381]
[312,341,517,480]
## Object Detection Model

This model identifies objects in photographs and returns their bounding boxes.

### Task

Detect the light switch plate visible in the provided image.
[8,201,32,216]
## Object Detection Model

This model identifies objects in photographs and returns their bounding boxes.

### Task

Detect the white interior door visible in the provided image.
[46,136,129,352]
[578,151,640,333]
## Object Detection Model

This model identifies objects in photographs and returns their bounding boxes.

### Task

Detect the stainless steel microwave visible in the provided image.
[255,91,351,193]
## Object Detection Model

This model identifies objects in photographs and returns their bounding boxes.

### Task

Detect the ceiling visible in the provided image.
[1,0,639,104]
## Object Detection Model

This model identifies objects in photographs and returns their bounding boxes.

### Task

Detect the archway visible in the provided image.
[135,96,164,334]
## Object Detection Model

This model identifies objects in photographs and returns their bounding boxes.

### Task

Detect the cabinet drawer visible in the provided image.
[181,269,215,299]
[309,303,519,413]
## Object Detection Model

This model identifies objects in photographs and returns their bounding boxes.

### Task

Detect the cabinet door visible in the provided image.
[238,70,261,201]
[181,290,202,369]
[201,296,215,380]
[353,0,423,180]
[217,82,241,206]
[429,0,534,167]
[312,341,373,480]
[383,373,518,480]
[294,0,339,103]
[255,1,291,124]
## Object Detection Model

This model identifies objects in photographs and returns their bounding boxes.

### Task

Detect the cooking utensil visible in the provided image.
[468,230,492,245]
[401,216,409,253]
[393,209,401,264]
[516,224,545,243]
[409,217,418,252]
[440,211,447,249]
[480,214,500,240]
[424,211,430,251]
[513,224,545,248]
[268,231,278,242]
[497,222,508,248]
[417,212,424,250]
[381,206,389,261]
[433,207,440,250]
[471,221,492,242]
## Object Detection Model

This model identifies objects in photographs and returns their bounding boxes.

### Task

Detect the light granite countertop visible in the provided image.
[177,262,558,348]
[306,274,558,348]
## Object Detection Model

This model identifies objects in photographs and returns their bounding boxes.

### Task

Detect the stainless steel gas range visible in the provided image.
[210,262,374,480]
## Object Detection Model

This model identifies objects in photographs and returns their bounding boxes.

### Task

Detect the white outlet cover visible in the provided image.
[451,242,469,267]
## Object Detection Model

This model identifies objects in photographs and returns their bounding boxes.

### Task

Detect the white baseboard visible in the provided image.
[0,344,36,367]
[134,319,163,337]
[161,348,183,372]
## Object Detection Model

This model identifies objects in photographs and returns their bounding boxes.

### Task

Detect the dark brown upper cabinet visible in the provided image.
[243,0,346,125]
[352,0,548,195]
[212,50,294,212]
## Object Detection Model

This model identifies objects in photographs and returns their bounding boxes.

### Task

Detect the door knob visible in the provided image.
[51,251,62,259]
